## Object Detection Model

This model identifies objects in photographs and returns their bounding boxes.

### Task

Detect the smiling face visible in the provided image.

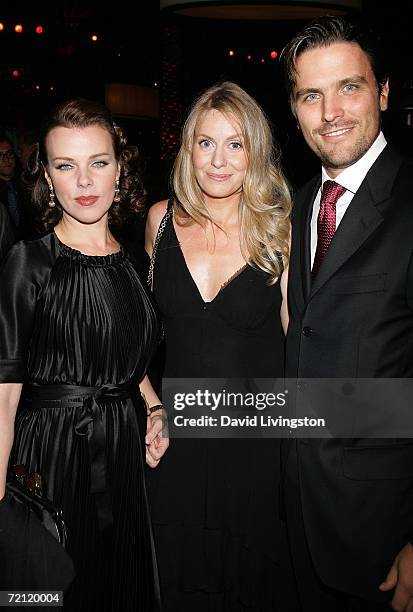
[292,41,389,177]
[191,109,248,204]
[45,124,120,225]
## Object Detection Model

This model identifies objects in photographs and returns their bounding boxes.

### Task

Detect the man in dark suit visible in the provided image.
[0,201,14,261]
[0,133,33,240]
[280,15,413,612]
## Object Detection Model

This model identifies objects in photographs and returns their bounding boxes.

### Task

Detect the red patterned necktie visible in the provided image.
[312,180,346,279]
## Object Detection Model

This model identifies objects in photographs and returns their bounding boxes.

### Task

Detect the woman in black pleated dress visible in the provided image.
[0,99,168,611]
[145,82,298,611]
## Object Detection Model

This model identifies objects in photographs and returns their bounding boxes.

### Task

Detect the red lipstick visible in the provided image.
[75,196,99,206]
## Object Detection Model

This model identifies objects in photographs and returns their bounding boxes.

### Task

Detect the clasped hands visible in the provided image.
[145,405,169,468]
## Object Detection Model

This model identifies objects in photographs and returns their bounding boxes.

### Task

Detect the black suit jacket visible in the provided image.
[0,201,15,262]
[0,177,35,240]
[285,144,413,601]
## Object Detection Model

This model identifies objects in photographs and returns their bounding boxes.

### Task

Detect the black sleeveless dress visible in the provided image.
[0,233,160,611]
[148,213,294,612]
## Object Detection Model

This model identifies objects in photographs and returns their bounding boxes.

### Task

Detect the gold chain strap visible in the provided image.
[147,202,173,291]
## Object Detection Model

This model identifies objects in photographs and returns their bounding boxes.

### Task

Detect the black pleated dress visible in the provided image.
[148,214,296,612]
[0,232,160,611]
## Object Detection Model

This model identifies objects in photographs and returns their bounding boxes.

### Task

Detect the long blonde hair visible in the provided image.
[172,81,291,284]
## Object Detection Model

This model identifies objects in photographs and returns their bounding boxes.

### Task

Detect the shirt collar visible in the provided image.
[321,132,387,195]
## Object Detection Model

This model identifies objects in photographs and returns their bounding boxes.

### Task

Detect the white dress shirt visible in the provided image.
[310,132,387,267]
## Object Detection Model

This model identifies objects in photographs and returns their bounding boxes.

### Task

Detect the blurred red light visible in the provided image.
[270,50,278,60]
[36,25,44,34]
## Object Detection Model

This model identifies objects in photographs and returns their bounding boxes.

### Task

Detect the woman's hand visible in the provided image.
[145,408,169,468]
[139,375,170,467]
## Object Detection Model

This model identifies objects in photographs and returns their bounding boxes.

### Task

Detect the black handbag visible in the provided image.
[0,465,75,591]
[6,464,68,548]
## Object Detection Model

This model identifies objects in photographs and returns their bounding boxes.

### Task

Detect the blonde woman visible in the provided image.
[146,82,296,611]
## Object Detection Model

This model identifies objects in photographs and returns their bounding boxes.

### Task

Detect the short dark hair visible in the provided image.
[0,132,14,149]
[280,15,389,104]
[24,98,146,232]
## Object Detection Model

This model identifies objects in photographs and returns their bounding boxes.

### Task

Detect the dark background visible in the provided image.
[1,2,411,205]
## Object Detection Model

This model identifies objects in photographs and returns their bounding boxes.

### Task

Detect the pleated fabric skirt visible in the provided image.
[10,390,160,612]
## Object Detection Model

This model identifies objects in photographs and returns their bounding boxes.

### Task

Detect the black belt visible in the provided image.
[25,382,136,530]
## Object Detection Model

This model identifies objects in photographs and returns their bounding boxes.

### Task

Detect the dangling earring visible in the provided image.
[48,181,56,208]
[114,178,120,202]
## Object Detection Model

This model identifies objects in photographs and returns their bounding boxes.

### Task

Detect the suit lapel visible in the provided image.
[309,182,384,297]
[309,146,402,300]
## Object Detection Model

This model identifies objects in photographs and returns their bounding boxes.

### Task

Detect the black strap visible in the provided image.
[147,199,173,291]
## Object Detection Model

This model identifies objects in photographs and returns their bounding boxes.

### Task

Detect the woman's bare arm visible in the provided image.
[144,200,169,257]
[0,383,22,499]
[280,267,289,335]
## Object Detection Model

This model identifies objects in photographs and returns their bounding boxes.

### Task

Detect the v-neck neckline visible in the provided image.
[172,220,249,305]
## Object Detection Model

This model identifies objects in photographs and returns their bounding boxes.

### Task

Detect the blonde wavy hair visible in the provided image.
[172,81,291,284]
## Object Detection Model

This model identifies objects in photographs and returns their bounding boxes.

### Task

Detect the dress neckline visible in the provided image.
[53,232,125,266]
[171,219,249,304]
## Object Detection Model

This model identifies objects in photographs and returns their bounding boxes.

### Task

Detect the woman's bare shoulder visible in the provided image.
[147,200,169,227]
[145,200,170,254]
